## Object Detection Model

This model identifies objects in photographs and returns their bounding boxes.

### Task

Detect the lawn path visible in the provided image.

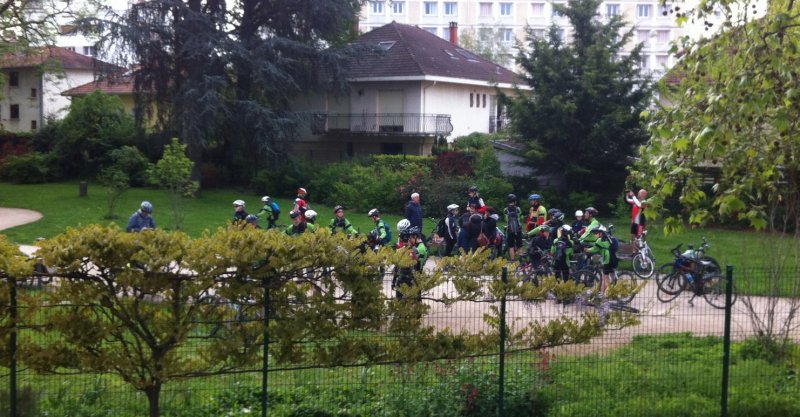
[0,207,42,231]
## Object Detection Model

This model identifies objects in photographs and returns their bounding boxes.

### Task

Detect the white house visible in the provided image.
[291,22,522,161]
[0,46,119,132]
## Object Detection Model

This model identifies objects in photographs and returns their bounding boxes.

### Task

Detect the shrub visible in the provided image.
[251,159,314,198]
[435,151,474,176]
[0,152,58,183]
[452,132,493,151]
[107,146,153,187]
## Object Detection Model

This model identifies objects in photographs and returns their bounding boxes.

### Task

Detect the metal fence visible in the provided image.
[2,265,800,417]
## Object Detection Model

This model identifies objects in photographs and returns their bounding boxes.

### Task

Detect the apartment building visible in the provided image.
[358,1,730,76]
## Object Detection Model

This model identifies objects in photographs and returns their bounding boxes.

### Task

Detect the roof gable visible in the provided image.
[349,22,518,85]
[1,46,121,72]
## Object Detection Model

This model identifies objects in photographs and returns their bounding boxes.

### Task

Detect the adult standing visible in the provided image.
[405,192,423,232]
[526,194,547,232]
[503,194,524,261]
[126,201,156,232]
[626,189,648,242]
[443,204,460,256]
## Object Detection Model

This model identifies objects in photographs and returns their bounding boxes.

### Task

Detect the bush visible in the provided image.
[107,146,152,187]
[0,152,58,183]
[251,159,314,198]
[435,151,474,176]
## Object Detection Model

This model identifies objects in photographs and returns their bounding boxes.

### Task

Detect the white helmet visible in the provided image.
[446,204,459,211]
[575,210,583,217]
[368,208,380,217]
[560,224,572,232]
[397,218,411,232]
[304,210,317,220]
[261,196,271,203]
[233,199,245,207]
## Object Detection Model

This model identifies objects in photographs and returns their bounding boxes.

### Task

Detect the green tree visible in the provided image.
[506,0,651,198]
[53,91,137,178]
[459,26,513,67]
[632,0,800,359]
[86,0,361,183]
[148,138,198,230]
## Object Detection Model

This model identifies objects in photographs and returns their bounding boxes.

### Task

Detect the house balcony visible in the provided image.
[310,113,453,137]
[489,115,511,133]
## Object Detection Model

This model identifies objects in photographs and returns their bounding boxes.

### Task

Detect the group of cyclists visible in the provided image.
[126,185,648,296]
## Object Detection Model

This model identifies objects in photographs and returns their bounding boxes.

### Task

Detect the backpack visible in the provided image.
[381,221,392,245]
[506,207,521,234]
[609,236,620,268]
[270,201,281,219]
[554,240,568,264]
[436,217,448,238]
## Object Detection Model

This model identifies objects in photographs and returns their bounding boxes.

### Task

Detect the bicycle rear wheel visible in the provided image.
[610,270,639,303]
[632,253,655,278]
[701,274,737,309]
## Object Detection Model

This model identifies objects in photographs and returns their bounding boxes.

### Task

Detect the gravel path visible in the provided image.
[0,207,42,231]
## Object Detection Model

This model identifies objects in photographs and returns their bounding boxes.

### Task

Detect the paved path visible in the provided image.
[0,207,42,231]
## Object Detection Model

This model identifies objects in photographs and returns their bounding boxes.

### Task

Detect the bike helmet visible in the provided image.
[468,186,478,193]
[552,210,565,221]
[575,210,583,217]
[140,201,153,213]
[593,225,607,235]
[368,208,380,217]
[261,196,271,204]
[297,188,307,196]
[584,207,598,216]
[399,228,412,240]
[560,224,572,232]
[289,211,301,219]
[245,214,258,224]
[333,205,344,213]
[528,194,541,201]
[397,218,411,232]
[233,199,245,207]
[447,203,460,212]
[406,226,421,236]
[304,210,317,221]
[507,193,518,203]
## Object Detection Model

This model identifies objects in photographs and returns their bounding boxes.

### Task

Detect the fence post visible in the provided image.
[498,267,507,417]
[721,265,734,417]
[262,282,270,417]
[9,276,17,417]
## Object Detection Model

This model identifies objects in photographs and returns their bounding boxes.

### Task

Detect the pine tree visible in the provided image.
[507,0,651,197]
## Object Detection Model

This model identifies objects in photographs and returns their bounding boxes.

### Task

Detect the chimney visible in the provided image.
[449,22,458,45]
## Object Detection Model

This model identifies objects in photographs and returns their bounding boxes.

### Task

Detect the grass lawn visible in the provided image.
[1,181,797,296]
[0,181,433,244]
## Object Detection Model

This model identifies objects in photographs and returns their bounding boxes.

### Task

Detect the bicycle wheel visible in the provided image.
[701,256,721,276]
[610,270,639,303]
[701,274,737,309]
[656,271,686,303]
[572,269,598,288]
[655,263,676,287]
[632,253,655,279]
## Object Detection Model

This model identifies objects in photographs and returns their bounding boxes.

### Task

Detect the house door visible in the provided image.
[378,90,404,132]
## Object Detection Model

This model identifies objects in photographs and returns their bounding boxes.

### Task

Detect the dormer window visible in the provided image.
[378,41,396,51]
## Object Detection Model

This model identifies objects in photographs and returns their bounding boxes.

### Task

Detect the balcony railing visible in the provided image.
[310,113,453,137]
[489,115,511,133]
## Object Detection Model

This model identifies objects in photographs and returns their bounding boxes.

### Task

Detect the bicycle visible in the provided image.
[516,247,553,285]
[656,243,735,308]
[631,231,656,278]
[570,252,639,303]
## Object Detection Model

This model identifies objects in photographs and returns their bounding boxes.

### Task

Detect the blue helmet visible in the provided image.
[140,201,153,213]
[528,194,541,201]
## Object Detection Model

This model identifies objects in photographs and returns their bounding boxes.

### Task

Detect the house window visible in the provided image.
[10,104,19,120]
[640,55,650,69]
[424,1,438,15]
[659,4,669,16]
[30,88,37,98]
[531,3,545,16]
[482,94,487,108]
[552,2,565,17]
[424,27,438,36]
[637,4,652,18]
[392,1,405,14]
[444,2,457,15]
[470,93,474,107]
[31,120,37,130]
[637,30,650,43]
[606,4,620,16]
[83,46,96,56]
[656,29,670,44]
[479,2,492,17]
[500,28,514,43]
[65,46,76,52]
[655,54,668,67]
[371,1,384,14]
[500,2,512,16]
[8,71,19,87]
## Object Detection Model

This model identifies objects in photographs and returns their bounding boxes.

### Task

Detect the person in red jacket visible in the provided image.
[626,189,648,243]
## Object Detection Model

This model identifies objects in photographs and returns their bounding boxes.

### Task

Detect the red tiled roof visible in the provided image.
[1,46,121,72]
[61,74,135,96]
[349,22,518,85]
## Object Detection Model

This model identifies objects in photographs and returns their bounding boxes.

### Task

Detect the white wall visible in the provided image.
[422,81,511,139]
[0,68,42,132]
[42,68,94,120]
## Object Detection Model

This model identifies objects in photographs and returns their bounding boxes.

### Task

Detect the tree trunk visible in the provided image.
[144,384,162,417]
